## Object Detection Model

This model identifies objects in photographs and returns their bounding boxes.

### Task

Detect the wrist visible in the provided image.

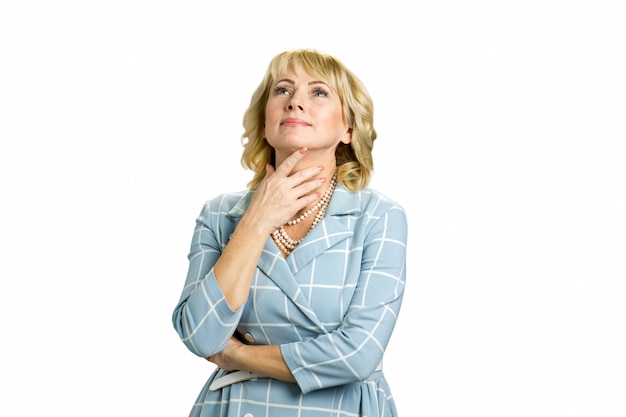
[232,342,251,372]
[238,212,275,237]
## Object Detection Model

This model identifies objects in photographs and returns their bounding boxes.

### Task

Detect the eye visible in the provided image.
[274,86,291,95]
[312,88,328,97]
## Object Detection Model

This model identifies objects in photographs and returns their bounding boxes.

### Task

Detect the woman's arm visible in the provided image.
[172,148,326,356]
[214,149,325,310]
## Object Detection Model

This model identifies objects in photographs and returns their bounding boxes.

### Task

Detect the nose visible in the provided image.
[287,98,303,112]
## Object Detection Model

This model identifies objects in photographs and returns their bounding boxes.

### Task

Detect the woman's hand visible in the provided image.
[206,335,245,371]
[244,148,327,235]
[213,147,326,310]
[206,336,296,383]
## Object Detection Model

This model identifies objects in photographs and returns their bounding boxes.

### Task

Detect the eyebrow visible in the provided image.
[275,79,330,87]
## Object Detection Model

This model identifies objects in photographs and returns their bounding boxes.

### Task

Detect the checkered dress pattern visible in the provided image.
[173,185,408,417]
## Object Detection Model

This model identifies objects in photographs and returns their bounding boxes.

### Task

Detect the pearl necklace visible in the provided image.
[272,173,337,256]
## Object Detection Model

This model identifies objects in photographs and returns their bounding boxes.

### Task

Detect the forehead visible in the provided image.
[273,64,326,83]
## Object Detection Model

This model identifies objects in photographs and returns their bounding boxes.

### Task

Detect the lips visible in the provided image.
[281,118,311,127]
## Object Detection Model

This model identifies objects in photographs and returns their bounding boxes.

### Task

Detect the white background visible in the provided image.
[1,1,625,416]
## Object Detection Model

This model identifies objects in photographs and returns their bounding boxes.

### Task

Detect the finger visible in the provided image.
[268,174,326,216]
[266,168,326,214]
[274,147,308,176]
[287,164,325,186]
[293,177,327,205]
[295,190,324,211]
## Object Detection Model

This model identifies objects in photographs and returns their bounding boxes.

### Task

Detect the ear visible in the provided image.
[340,127,352,145]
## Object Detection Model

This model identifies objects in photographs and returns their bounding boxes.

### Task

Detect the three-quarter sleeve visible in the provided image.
[172,201,243,357]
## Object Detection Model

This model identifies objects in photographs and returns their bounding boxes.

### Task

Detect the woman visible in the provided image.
[172,48,408,417]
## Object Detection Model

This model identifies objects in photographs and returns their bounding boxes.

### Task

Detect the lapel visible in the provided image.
[226,186,362,326]
[287,186,360,272]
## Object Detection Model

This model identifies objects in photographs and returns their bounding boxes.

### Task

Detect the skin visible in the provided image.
[206,66,352,384]
[264,65,352,167]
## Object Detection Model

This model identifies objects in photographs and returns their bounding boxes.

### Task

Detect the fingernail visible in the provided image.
[320,177,326,183]
[299,147,308,154]
[317,165,324,171]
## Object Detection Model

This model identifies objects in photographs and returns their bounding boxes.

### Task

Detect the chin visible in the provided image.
[274,139,308,150]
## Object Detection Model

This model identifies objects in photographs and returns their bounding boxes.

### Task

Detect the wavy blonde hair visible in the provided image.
[241,49,376,192]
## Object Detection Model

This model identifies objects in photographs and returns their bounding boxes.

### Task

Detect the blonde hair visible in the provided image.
[241,49,376,192]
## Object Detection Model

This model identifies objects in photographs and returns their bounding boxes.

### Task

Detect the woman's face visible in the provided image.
[264,66,351,158]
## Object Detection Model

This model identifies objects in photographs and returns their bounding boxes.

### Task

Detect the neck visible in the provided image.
[274,148,337,175]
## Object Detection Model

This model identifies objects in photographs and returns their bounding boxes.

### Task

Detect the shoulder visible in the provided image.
[359,187,405,212]
[197,190,251,221]
[345,187,407,221]
[360,188,408,233]
[331,186,407,232]
[337,188,408,247]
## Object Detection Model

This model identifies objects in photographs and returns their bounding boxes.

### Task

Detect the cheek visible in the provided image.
[328,109,347,130]
[265,103,280,124]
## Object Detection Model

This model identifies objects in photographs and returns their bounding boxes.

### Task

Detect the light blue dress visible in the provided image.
[172,184,408,417]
